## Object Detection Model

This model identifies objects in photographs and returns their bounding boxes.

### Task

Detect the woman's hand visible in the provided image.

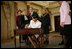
[25,24,29,28]
[16,26,18,29]
[61,22,64,28]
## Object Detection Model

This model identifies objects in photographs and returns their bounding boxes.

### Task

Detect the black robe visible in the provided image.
[40,13,51,34]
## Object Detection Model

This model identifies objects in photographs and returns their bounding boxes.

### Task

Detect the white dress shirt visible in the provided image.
[28,20,41,28]
[28,20,41,38]
[24,16,28,20]
[60,1,71,25]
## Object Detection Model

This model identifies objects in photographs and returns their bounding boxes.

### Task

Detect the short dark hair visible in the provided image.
[32,14,38,19]
[17,10,22,13]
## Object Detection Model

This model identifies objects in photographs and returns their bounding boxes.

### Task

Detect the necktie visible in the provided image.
[30,13,32,18]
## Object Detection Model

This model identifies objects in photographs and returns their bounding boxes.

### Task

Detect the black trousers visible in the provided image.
[20,25,28,40]
[60,26,64,44]
[60,24,71,48]
[65,35,71,48]
[64,25,71,48]
[22,35,28,40]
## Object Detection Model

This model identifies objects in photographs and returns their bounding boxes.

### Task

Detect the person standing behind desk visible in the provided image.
[40,8,51,45]
[58,1,71,48]
[20,9,30,43]
[16,10,22,29]
[28,7,39,21]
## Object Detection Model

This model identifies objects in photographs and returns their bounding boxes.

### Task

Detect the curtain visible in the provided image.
[1,1,15,40]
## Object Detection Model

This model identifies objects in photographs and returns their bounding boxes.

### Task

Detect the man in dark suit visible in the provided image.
[28,7,39,21]
[20,9,30,43]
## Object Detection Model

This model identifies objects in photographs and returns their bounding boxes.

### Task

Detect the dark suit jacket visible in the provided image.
[16,15,21,27]
[28,12,39,20]
[20,15,30,28]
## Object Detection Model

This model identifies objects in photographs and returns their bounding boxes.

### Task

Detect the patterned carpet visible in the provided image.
[1,33,64,48]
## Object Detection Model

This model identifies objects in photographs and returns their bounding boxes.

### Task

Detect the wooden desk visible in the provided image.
[14,28,43,48]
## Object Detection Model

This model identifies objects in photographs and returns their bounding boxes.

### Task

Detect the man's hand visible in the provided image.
[69,11,71,16]
[61,22,64,28]
[25,24,29,28]
[16,26,18,29]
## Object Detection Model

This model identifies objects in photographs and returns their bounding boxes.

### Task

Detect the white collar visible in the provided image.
[31,12,33,15]
[32,20,38,23]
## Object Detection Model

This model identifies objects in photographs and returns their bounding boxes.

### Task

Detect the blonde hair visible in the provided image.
[42,8,48,14]
[41,8,49,17]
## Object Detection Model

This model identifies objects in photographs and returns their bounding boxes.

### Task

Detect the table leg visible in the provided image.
[14,30,16,48]
[19,35,21,48]
[39,34,44,48]
[28,36,38,48]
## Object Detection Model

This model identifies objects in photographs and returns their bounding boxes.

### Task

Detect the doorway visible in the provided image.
[54,16,60,32]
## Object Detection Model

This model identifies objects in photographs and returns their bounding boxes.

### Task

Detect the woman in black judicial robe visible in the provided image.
[40,8,51,45]
[41,13,51,34]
